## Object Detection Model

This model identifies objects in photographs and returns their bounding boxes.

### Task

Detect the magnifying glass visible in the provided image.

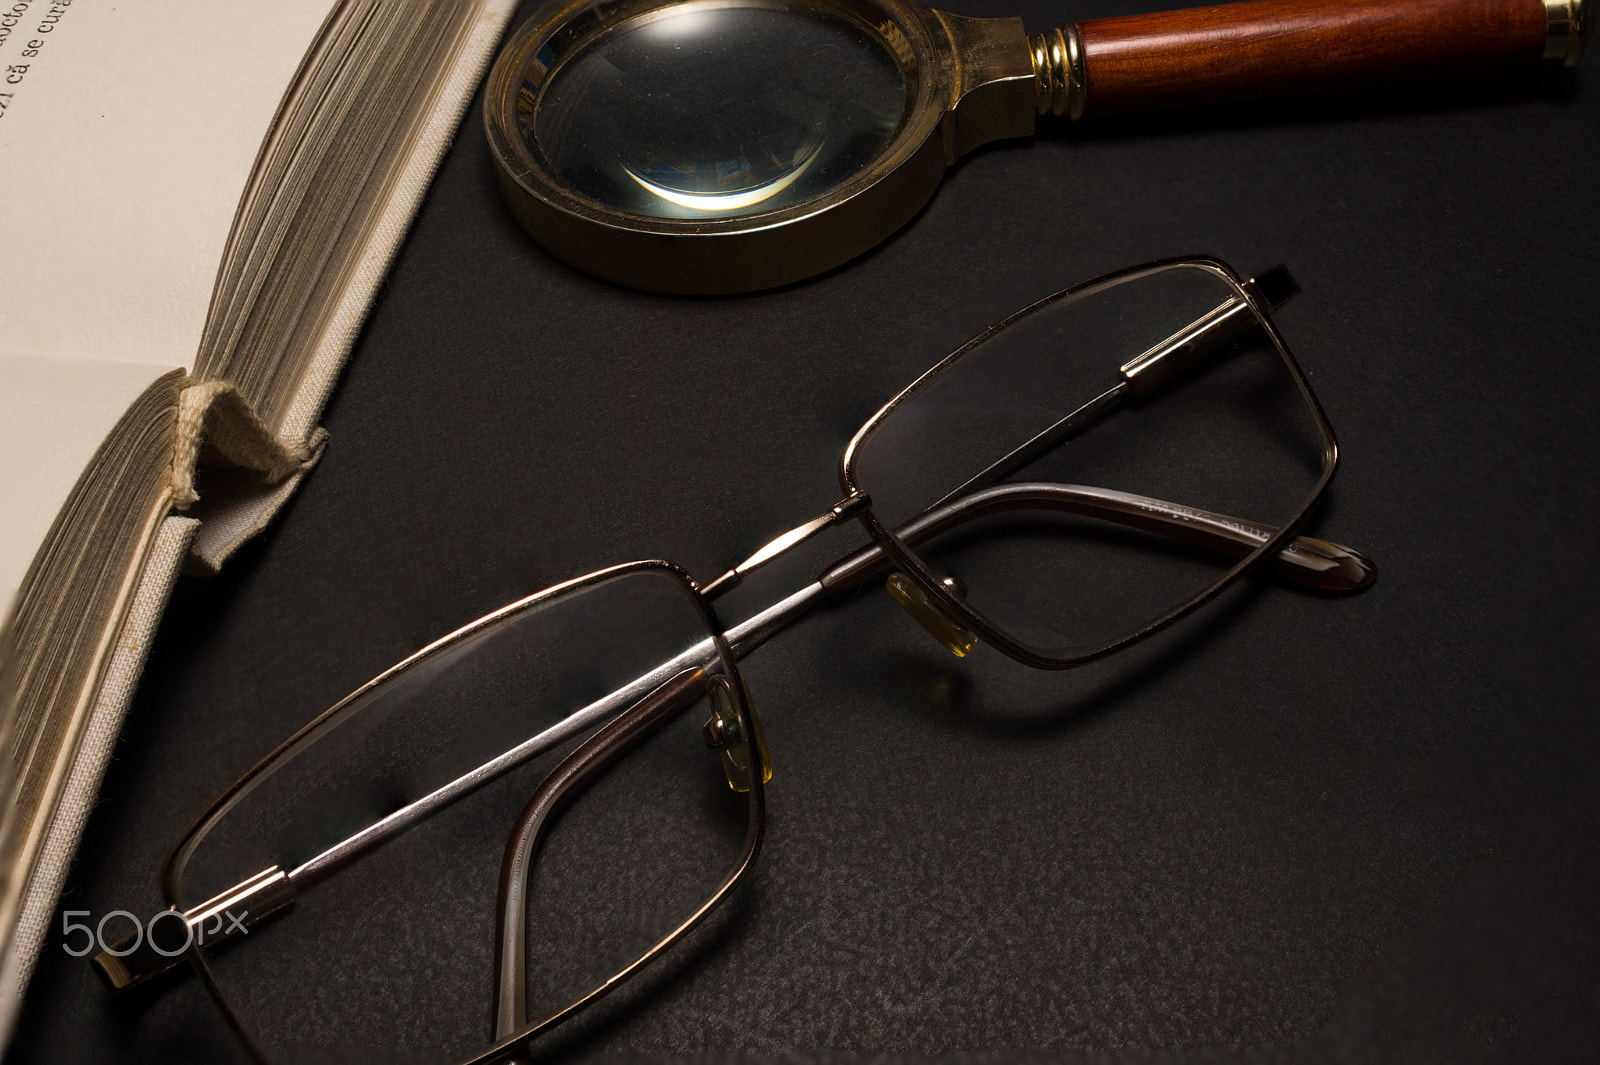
[485,0,1590,294]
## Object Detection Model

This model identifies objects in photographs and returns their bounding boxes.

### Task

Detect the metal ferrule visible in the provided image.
[1545,0,1592,66]
[1029,23,1087,120]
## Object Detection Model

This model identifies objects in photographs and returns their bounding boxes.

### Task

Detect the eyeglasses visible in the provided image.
[93,257,1373,1063]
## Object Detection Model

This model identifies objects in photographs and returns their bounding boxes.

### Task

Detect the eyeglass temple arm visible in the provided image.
[936,266,1301,508]
[493,666,709,1042]
[90,867,295,992]
[95,484,1366,992]
[705,267,1312,604]
[91,667,722,994]
[90,481,1365,994]
[816,481,1376,595]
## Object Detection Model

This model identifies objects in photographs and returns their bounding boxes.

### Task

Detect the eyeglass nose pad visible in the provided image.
[702,674,772,793]
[886,571,978,658]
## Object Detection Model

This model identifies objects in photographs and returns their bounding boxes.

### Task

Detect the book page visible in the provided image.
[0,0,336,368]
[0,0,338,625]
[0,356,178,616]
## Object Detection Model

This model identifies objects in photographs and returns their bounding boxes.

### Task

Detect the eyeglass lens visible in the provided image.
[169,569,754,1063]
[850,263,1328,659]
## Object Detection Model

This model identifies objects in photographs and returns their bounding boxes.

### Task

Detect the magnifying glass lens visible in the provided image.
[529,2,910,221]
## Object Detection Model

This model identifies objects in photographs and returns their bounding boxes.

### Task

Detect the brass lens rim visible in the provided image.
[484,0,960,294]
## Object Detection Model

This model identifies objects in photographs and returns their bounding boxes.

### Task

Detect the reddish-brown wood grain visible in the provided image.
[1077,0,1549,115]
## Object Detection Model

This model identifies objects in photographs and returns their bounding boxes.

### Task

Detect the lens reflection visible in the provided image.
[527,1,910,220]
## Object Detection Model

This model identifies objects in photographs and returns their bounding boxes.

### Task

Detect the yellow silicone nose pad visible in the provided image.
[886,571,977,657]
[703,674,772,793]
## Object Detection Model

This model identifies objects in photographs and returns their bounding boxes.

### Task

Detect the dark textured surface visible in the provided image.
[9,0,1598,1061]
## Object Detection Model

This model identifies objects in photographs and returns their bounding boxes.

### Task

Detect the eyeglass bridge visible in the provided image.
[699,493,871,600]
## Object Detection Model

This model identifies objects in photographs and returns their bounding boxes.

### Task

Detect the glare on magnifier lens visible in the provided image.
[526,1,911,220]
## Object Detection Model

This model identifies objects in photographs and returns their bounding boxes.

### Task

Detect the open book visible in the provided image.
[0,0,516,1036]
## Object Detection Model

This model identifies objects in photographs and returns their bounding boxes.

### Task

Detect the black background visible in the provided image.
[10,0,1599,1061]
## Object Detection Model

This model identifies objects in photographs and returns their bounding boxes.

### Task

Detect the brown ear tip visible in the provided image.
[1337,546,1379,592]
[1278,535,1378,593]
[1310,541,1379,593]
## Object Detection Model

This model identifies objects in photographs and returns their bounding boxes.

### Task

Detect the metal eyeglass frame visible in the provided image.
[96,256,1369,1063]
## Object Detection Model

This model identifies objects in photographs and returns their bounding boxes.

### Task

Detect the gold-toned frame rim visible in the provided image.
[838,255,1342,669]
[156,559,757,1065]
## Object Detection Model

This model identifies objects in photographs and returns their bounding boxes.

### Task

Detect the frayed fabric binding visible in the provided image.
[170,381,312,510]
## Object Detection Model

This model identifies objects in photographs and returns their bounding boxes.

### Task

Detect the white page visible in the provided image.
[0,0,336,368]
[0,0,337,622]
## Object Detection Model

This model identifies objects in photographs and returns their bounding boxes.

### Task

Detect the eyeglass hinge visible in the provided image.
[91,866,295,992]
[1244,265,1300,312]
[1120,267,1301,399]
[830,493,871,522]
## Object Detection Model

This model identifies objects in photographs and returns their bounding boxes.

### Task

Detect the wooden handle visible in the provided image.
[1074,0,1551,116]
